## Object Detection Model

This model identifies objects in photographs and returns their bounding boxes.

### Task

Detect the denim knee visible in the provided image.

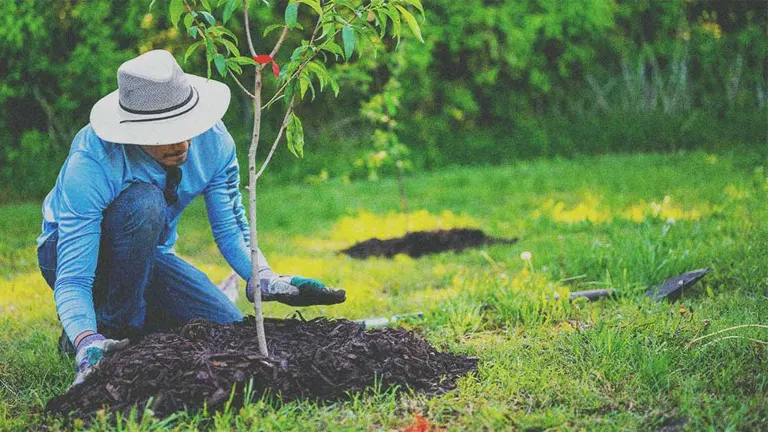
[103,183,166,237]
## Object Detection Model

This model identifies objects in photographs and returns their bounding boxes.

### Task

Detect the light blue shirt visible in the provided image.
[38,121,268,341]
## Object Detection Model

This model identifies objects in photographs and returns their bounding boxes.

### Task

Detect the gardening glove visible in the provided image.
[246,275,346,307]
[70,334,129,389]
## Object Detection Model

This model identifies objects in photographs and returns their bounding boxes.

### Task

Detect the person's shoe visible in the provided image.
[58,329,75,357]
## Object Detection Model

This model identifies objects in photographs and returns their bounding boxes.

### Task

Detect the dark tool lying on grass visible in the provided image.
[550,289,617,302]
[646,268,712,302]
[546,268,711,303]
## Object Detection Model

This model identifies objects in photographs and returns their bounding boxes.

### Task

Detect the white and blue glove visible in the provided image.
[247,273,346,307]
[70,334,129,389]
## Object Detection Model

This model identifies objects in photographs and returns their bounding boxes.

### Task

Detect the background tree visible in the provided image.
[1,0,765,201]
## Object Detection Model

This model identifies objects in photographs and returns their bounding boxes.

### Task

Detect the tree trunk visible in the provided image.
[249,70,269,357]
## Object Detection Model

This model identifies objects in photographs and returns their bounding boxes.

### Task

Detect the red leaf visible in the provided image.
[402,414,430,432]
[253,55,274,64]
[271,61,280,79]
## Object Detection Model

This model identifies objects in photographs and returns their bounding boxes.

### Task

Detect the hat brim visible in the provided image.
[90,74,231,146]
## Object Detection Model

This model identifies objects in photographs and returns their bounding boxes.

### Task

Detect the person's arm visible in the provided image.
[204,123,346,307]
[54,151,116,344]
[202,124,271,281]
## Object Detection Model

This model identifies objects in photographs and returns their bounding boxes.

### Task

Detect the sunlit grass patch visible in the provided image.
[532,192,720,224]
[0,272,56,327]
[723,184,750,200]
[330,209,481,244]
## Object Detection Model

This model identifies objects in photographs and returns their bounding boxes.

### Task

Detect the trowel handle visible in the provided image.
[390,312,425,322]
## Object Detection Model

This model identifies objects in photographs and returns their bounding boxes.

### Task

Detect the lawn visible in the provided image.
[1,150,767,430]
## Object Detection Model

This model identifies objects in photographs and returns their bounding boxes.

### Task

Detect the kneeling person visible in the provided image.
[36,50,345,387]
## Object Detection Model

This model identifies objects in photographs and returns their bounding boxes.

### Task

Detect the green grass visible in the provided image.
[1,150,767,430]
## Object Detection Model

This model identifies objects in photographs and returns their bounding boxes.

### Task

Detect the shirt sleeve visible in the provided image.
[203,125,270,281]
[54,151,116,343]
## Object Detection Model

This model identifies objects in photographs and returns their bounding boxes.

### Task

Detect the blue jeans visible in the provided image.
[38,183,243,341]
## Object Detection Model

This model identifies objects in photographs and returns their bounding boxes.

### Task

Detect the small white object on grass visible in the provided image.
[520,251,532,261]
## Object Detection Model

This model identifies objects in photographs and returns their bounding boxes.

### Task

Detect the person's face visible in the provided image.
[140,140,190,167]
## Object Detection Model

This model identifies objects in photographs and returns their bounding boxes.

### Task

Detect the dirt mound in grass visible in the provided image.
[340,228,518,259]
[46,317,477,420]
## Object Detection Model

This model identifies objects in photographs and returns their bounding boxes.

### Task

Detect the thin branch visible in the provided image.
[255,97,296,180]
[260,56,312,110]
[257,25,290,73]
[270,26,290,58]
[243,0,257,57]
[230,73,256,99]
[32,87,64,144]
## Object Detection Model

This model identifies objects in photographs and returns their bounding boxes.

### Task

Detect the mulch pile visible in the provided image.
[46,317,478,420]
[340,228,518,259]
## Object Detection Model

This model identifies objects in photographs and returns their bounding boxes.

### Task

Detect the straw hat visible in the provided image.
[90,50,231,145]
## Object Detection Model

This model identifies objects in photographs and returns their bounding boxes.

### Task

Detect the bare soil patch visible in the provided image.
[340,228,517,259]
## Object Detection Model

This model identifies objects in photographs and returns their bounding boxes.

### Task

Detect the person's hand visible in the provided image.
[247,275,346,306]
[70,334,129,389]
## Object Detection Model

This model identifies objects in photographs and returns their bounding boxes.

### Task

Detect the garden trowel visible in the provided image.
[645,268,711,302]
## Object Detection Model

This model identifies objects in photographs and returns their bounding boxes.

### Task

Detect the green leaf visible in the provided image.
[299,75,309,99]
[230,56,259,66]
[223,0,238,24]
[290,45,309,61]
[307,78,316,100]
[285,1,298,29]
[319,41,343,59]
[263,24,284,37]
[214,53,227,77]
[205,36,216,56]
[376,10,388,37]
[200,11,216,25]
[169,0,184,27]
[335,0,358,14]
[297,0,322,16]
[297,71,316,100]
[201,0,212,12]
[342,25,355,59]
[328,75,339,97]
[395,5,423,42]
[319,22,334,40]
[397,0,424,17]
[188,25,199,38]
[286,113,305,158]
[225,58,243,75]
[206,49,212,78]
[220,39,240,57]
[305,61,329,91]
[184,40,205,63]
[284,81,295,105]
[183,13,195,30]
[383,6,401,40]
[216,26,238,44]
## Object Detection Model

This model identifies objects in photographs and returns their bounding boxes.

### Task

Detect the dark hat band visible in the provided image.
[119,87,199,124]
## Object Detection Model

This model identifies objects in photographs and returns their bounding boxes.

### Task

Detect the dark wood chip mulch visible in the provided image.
[46,317,478,420]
